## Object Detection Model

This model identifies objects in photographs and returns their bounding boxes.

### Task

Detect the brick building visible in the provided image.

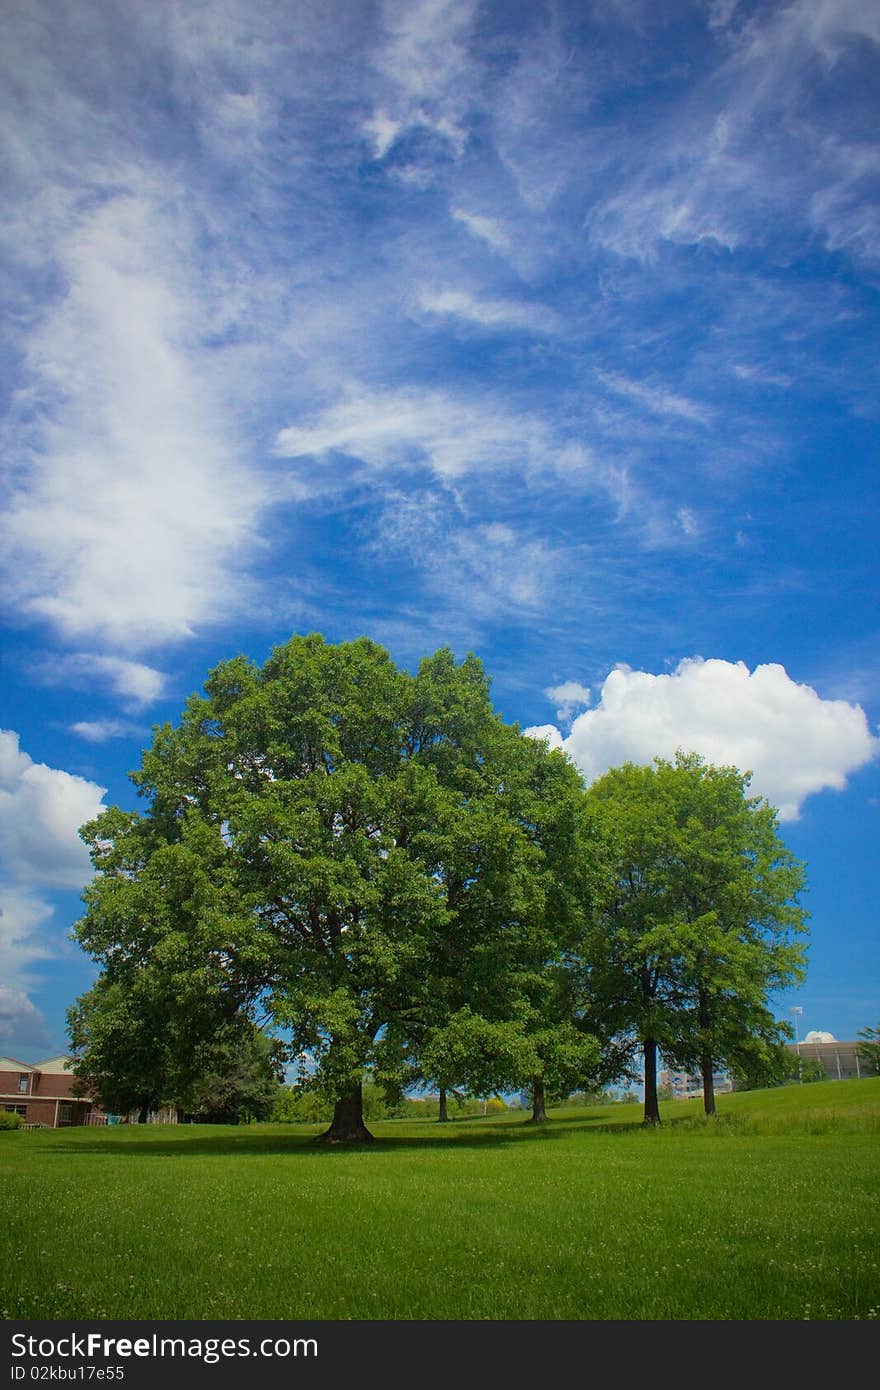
[0,1055,102,1127]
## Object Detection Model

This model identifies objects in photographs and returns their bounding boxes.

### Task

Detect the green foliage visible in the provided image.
[584,751,808,1122]
[794,1057,828,1085]
[179,1027,285,1122]
[730,1038,793,1091]
[270,1079,506,1123]
[72,633,588,1130]
[857,1023,880,1075]
[270,1087,333,1123]
[67,975,281,1122]
[0,1111,22,1130]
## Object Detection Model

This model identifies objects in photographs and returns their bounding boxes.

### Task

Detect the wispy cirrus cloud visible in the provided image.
[597,372,713,426]
[587,0,880,263]
[70,720,143,745]
[417,287,560,335]
[36,654,168,710]
[3,189,268,650]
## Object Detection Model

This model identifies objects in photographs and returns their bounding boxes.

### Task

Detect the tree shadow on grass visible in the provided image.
[41,1113,638,1160]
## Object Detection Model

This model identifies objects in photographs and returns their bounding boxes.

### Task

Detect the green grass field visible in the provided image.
[2,1078,878,1321]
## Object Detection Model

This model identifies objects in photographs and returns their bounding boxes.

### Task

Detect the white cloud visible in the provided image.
[677,507,699,538]
[0,984,51,1050]
[525,658,880,820]
[523,724,564,751]
[451,208,511,253]
[0,889,54,986]
[88,656,166,707]
[0,730,106,888]
[364,109,403,158]
[418,287,558,335]
[40,654,166,710]
[43,656,165,711]
[588,0,880,265]
[374,495,558,617]
[275,385,550,481]
[3,189,268,649]
[0,735,106,1058]
[545,680,592,724]
[598,373,712,426]
[70,720,141,744]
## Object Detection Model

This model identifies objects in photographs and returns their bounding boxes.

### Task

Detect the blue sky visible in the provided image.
[1,0,878,1062]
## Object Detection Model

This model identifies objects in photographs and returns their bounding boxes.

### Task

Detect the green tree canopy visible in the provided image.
[72,633,587,1142]
[584,751,808,1123]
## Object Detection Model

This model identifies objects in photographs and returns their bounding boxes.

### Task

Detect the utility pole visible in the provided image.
[791,1005,804,1083]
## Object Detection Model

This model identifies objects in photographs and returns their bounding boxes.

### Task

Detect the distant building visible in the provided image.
[658,1067,733,1101]
[786,1035,865,1080]
[0,1055,179,1127]
[0,1055,102,1128]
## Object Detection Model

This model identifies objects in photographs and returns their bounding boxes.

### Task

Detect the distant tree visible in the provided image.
[180,1027,284,1123]
[729,1034,794,1091]
[857,1024,880,1075]
[68,977,281,1123]
[584,753,808,1124]
[792,1056,827,1085]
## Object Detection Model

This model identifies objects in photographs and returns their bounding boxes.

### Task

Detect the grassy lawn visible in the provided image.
[2,1078,878,1321]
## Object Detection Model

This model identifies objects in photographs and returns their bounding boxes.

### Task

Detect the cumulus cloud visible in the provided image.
[525,658,880,819]
[0,730,105,888]
[545,681,592,724]
[0,735,105,1058]
[0,985,51,1051]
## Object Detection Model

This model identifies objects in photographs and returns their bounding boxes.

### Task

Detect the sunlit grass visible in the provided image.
[1,1078,878,1321]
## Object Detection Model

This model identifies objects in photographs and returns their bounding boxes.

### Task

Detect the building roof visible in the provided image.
[31,1056,74,1074]
[0,1055,74,1074]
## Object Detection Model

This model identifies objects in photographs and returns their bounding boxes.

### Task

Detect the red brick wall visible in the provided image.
[33,1073,82,1099]
[9,1098,58,1126]
[0,1068,34,1097]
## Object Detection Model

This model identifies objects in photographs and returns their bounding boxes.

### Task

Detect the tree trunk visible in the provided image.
[316,1078,374,1144]
[700,1050,716,1116]
[642,1039,661,1125]
[529,1076,548,1124]
[438,1087,449,1123]
[698,988,716,1116]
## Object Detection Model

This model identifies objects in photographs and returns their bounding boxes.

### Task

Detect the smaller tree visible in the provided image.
[179,1027,285,1123]
[584,753,808,1123]
[857,1024,880,1075]
[68,974,281,1123]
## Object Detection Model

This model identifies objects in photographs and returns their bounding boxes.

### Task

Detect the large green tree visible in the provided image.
[73,634,585,1142]
[584,752,808,1123]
